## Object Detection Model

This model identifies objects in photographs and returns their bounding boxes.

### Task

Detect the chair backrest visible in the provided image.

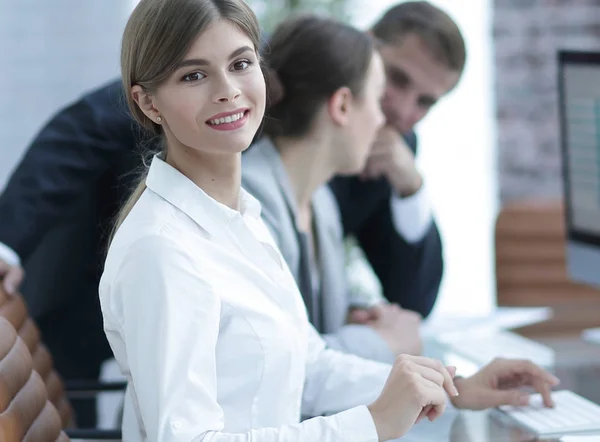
[0,316,69,442]
[0,289,74,428]
[495,200,600,334]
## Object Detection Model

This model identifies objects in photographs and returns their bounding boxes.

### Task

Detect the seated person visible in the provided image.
[0,0,458,424]
[243,14,416,362]
[102,1,559,440]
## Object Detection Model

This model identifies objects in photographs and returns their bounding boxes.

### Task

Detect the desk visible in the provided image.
[400,333,600,441]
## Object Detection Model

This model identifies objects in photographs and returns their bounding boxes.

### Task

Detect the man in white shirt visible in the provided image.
[331,1,466,353]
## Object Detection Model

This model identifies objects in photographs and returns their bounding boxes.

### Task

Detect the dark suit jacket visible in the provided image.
[0,79,443,370]
[0,80,144,368]
[329,132,443,317]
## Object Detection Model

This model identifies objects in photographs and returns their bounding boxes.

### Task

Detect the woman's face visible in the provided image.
[141,19,266,157]
[338,51,386,175]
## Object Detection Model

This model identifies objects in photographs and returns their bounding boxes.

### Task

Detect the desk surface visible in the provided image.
[404,333,600,441]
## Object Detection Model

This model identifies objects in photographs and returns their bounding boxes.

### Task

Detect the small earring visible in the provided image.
[156,116,162,123]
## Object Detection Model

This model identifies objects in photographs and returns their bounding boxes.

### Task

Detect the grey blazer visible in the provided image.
[242,137,394,363]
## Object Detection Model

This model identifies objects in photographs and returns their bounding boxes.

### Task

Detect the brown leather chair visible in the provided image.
[0,288,122,440]
[0,315,69,442]
[0,288,74,428]
[495,200,600,335]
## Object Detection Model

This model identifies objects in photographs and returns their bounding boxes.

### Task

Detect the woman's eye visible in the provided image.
[182,72,205,82]
[232,60,251,71]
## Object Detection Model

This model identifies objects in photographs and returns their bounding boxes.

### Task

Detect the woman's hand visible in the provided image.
[451,358,560,410]
[368,355,458,441]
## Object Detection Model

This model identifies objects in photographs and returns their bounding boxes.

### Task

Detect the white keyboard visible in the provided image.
[496,390,600,438]
[438,330,555,368]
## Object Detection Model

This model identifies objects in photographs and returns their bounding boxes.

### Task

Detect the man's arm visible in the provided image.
[329,131,443,318]
[0,79,138,261]
[330,175,442,317]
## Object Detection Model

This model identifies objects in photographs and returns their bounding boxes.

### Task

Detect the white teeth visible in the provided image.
[209,112,245,125]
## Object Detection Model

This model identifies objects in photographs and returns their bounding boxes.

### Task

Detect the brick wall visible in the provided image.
[494,0,600,201]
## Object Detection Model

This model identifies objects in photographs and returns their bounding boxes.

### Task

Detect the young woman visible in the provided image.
[242,15,409,363]
[100,0,559,440]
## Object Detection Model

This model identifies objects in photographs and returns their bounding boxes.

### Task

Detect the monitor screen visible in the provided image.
[559,50,600,287]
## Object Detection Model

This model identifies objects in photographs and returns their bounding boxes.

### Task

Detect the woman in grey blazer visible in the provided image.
[242,15,409,363]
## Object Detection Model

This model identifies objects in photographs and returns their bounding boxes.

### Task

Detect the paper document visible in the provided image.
[421,307,553,339]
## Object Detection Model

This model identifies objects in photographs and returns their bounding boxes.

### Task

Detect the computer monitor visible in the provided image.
[558,50,600,343]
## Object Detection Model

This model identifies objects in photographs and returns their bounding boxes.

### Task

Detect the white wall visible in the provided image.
[0,1,131,190]
[352,0,498,318]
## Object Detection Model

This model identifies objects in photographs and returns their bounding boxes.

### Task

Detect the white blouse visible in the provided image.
[99,156,392,442]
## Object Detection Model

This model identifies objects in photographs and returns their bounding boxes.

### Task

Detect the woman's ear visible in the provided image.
[328,86,353,127]
[132,85,162,123]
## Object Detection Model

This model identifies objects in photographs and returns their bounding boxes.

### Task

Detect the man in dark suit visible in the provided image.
[331,2,465,323]
[0,1,464,426]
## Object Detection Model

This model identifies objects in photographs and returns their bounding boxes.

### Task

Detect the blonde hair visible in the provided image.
[110,0,261,242]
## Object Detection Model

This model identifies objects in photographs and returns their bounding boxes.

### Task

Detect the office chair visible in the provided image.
[0,288,122,440]
[495,200,600,334]
[0,315,69,441]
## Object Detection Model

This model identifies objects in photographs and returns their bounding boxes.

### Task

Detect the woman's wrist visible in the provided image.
[450,376,468,409]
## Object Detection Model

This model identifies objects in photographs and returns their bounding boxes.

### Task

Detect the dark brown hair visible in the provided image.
[112,0,261,239]
[263,14,374,138]
[372,1,466,73]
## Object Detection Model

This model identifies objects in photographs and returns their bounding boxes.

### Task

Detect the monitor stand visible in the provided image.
[582,327,600,345]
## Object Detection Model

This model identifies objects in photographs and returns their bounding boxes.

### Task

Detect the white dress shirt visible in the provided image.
[99,156,392,442]
[390,183,432,244]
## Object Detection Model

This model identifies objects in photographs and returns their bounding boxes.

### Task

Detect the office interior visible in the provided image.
[1,0,600,441]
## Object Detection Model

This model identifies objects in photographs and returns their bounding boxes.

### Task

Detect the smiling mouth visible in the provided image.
[206,110,249,127]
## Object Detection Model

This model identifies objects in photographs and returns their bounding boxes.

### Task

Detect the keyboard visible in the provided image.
[438,330,555,368]
[496,390,600,438]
